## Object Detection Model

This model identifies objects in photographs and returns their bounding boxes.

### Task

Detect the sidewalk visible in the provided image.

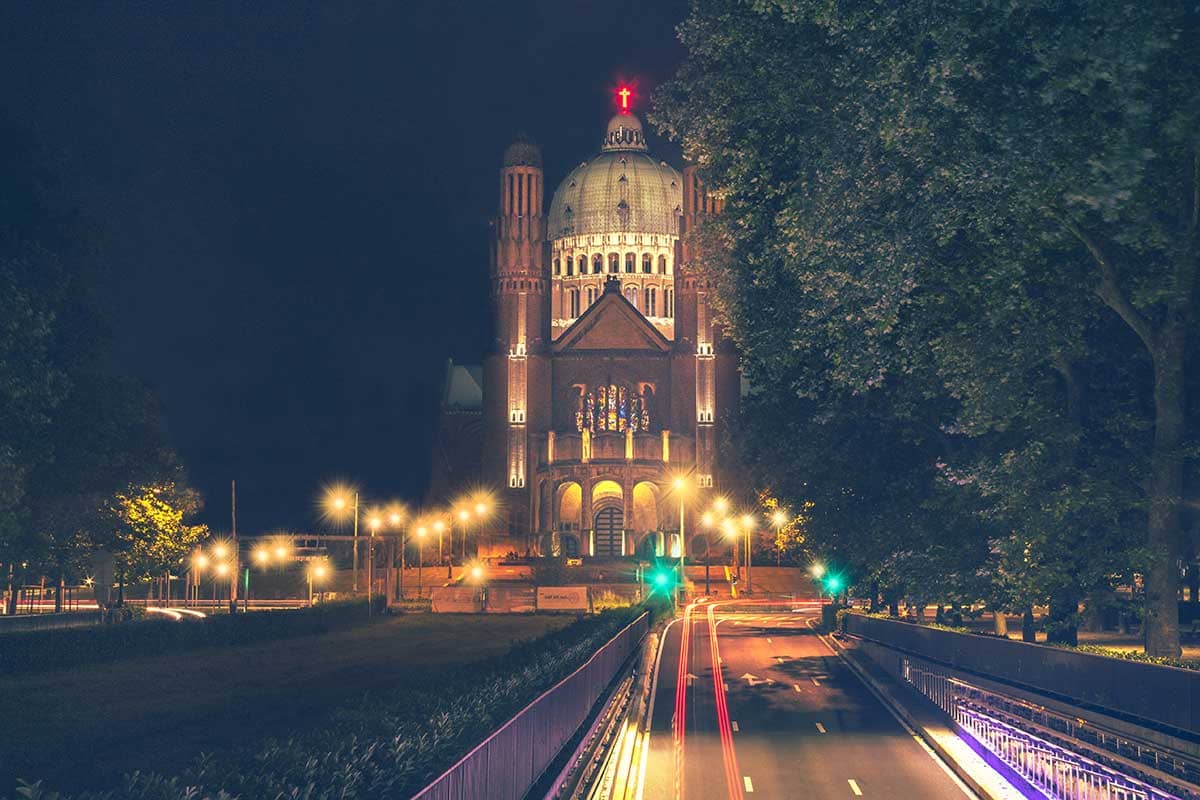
[818,627,1022,800]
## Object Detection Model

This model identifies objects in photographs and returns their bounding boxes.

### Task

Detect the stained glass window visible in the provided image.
[576,385,652,434]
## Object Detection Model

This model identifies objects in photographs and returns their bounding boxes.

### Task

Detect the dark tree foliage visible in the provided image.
[0,118,200,607]
[656,0,1198,653]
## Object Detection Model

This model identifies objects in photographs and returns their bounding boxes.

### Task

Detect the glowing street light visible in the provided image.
[669,475,691,605]
[254,548,270,565]
[415,524,428,597]
[307,561,330,606]
[366,510,384,618]
[323,484,361,593]
[810,562,826,580]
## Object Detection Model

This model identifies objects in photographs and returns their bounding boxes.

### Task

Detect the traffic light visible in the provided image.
[823,574,843,594]
[645,563,676,595]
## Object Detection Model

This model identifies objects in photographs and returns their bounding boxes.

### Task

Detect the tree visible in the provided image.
[107,481,208,587]
[656,0,1197,655]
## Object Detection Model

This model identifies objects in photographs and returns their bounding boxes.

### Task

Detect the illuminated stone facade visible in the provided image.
[474,107,739,559]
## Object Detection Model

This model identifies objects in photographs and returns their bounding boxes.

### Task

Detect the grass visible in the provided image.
[0,613,572,794]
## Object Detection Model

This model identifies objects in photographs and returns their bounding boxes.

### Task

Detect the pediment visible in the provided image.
[553,291,671,353]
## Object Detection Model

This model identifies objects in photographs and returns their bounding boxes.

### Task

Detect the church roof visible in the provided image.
[442,360,483,409]
[552,278,671,354]
[547,113,682,241]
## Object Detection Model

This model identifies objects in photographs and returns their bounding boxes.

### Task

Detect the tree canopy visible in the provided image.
[655,0,1199,653]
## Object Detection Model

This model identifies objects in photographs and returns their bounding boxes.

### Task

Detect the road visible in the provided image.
[641,600,976,799]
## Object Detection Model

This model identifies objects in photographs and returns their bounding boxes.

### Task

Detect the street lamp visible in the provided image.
[671,476,689,605]
[432,519,449,578]
[308,561,329,606]
[387,504,407,603]
[700,512,716,594]
[740,513,755,594]
[323,485,360,593]
[771,510,788,567]
[367,511,383,618]
[415,525,427,597]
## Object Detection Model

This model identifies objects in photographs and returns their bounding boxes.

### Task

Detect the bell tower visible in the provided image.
[674,165,728,492]
[483,135,550,545]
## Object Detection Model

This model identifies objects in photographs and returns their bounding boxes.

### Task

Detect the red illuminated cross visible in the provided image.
[618,86,631,111]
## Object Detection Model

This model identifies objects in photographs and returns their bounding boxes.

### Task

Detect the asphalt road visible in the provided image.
[642,601,976,799]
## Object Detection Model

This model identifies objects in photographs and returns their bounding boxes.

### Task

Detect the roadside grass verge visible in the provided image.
[0,612,578,796]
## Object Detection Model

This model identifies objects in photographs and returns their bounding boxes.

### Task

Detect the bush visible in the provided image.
[0,600,373,676]
[6,605,652,800]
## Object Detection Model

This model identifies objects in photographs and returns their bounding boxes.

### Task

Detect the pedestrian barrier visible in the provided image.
[843,613,1200,739]
[412,611,649,800]
[900,657,1195,800]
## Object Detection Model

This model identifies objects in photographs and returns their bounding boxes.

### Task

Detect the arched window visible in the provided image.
[642,253,652,273]
[576,255,585,275]
[645,287,657,317]
[665,288,674,318]
[608,253,619,273]
[625,252,636,273]
[658,255,668,274]
[586,286,596,308]
[569,289,580,317]
[565,257,574,276]
[554,258,561,276]
[592,254,603,274]
[625,285,639,307]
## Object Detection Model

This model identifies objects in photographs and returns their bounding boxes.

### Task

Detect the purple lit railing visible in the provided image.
[900,658,1193,800]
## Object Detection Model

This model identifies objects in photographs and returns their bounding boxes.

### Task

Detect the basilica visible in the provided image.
[433,93,740,560]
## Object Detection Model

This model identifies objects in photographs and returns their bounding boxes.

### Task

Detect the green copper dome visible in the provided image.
[547,113,682,240]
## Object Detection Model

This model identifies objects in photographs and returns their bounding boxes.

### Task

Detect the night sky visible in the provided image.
[0,1,688,534]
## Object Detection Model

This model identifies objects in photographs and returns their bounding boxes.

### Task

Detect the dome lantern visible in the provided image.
[601,113,648,153]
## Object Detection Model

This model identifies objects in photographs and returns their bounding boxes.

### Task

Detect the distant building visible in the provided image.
[436,94,738,559]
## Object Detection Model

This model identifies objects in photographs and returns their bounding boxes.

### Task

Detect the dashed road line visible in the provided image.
[816,722,827,734]
[744,776,755,793]
[794,684,803,693]
[848,778,863,795]
[732,720,740,732]
[811,677,821,686]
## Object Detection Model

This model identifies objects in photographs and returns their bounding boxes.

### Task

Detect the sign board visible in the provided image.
[431,586,484,613]
[537,585,590,612]
[487,586,537,613]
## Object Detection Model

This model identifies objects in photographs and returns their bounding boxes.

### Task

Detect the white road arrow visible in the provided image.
[740,673,777,687]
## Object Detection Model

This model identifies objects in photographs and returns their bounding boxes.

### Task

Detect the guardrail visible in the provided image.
[412,611,649,800]
[0,610,101,633]
[901,658,1194,800]
[843,613,1200,739]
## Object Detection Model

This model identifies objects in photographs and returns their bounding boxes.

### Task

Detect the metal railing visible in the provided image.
[901,658,1193,800]
[412,612,649,800]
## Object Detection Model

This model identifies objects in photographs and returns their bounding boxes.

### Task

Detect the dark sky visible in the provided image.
[0,1,688,534]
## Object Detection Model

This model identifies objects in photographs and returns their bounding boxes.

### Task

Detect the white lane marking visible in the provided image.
[732,720,740,732]
[806,619,978,799]
[724,682,729,691]
[794,684,803,692]
[848,778,863,795]
[775,656,785,664]
[767,637,772,643]
[744,776,755,793]
[816,722,827,733]
[811,677,821,686]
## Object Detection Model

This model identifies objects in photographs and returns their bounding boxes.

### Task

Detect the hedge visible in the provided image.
[7,604,649,800]
[0,599,379,676]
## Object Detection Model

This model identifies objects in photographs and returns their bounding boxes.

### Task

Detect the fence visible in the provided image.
[412,611,649,800]
[0,610,100,633]
[843,613,1200,738]
[899,657,1193,800]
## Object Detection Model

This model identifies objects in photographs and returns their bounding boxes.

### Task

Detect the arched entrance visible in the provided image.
[593,507,624,556]
[591,480,624,557]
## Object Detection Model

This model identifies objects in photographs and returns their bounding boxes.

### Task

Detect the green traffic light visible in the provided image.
[653,571,670,588]
[824,575,843,592]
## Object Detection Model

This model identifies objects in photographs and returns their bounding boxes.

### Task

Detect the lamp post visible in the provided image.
[432,519,446,576]
[416,525,427,597]
[701,511,715,595]
[771,510,787,567]
[740,513,755,595]
[367,513,382,619]
[389,507,405,602]
[671,477,688,605]
[457,508,471,561]
[308,562,328,606]
[324,487,360,593]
